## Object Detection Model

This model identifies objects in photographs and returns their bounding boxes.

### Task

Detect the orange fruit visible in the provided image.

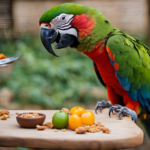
[81,110,95,126]
[0,54,7,59]
[70,106,85,117]
[69,114,82,130]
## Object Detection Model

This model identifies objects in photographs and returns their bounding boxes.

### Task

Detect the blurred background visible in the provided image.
[0,0,150,149]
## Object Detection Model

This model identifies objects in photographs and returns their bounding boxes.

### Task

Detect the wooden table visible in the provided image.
[0,109,143,150]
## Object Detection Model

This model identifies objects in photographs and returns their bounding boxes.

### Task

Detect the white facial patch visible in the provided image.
[51,13,74,30]
[50,13,78,38]
[57,28,78,37]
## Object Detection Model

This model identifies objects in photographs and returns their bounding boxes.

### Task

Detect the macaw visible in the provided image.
[39,3,150,133]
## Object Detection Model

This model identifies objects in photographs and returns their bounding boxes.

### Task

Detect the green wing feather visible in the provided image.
[107,29,150,92]
[106,29,150,112]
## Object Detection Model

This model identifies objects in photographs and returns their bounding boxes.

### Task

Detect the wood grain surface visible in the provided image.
[0,109,143,150]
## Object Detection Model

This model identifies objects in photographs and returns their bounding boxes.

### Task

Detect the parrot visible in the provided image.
[39,3,150,135]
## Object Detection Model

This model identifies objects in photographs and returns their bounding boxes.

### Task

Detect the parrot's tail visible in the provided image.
[140,117,150,138]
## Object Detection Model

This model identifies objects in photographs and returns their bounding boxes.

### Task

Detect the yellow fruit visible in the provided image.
[70,106,85,117]
[69,114,82,130]
[81,111,95,126]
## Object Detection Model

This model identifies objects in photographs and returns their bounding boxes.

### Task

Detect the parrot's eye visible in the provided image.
[45,24,49,27]
[61,16,65,20]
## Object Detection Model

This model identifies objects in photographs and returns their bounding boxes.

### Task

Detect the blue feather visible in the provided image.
[115,72,130,91]
[137,90,144,105]
[109,59,114,66]
[128,90,137,101]
[109,58,130,91]
[141,85,150,99]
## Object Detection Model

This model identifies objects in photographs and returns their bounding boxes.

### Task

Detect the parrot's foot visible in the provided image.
[95,100,112,114]
[109,105,137,123]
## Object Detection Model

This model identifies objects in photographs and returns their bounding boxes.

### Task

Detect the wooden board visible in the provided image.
[0,109,143,150]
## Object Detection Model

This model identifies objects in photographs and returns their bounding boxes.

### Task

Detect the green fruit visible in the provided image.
[52,111,68,129]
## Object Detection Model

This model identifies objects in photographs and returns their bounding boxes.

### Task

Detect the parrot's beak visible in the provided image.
[41,28,79,57]
[41,28,58,57]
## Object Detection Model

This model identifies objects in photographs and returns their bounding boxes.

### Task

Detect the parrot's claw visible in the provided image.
[109,104,122,116]
[95,100,112,114]
[109,105,137,123]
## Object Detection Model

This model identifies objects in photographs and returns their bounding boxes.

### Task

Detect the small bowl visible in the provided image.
[16,112,46,128]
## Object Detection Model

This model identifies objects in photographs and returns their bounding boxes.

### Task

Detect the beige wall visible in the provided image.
[12,0,148,35]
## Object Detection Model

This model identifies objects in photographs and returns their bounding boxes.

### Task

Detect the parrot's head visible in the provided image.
[39,3,114,56]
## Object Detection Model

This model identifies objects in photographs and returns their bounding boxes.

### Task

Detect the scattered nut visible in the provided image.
[84,125,90,132]
[77,121,110,134]
[89,127,96,133]
[16,112,19,115]
[95,128,100,132]
[36,125,46,130]
[7,115,10,118]
[61,108,71,115]
[0,115,8,120]
[75,127,86,134]
[95,121,104,127]
[101,127,111,134]
[54,129,58,132]
[91,125,96,128]
[0,110,9,116]
[43,121,54,129]
[61,129,66,132]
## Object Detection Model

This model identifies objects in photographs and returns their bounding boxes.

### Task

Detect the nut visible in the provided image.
[36,125,46,130]
[84,125,90,132]
[43,121,54,129]
[95,121,104,127]
[101,127,111,134]
[75,127,86,134]
[0,110,9,116]
[0,115,8,120]
[61,108,71,115]
[61,129,66,132]
[54,129,58,132]
[20,112,40,118]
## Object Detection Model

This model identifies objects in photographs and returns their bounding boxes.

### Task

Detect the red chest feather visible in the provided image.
[84,43,124,95]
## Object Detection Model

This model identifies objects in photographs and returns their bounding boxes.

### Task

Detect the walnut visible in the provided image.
[16,112,19,115]
[36,125,46,130]
[61,108,71,115]
[7,115,10,118]
[75,127,86,134]
[0,110,9,116]
[95,121,104,127]
[95,127,100,132]
[89,127,97,133]
[33,112,40,117]
[43,121,54,129]
[0,115,8,120]
[61,129,66,132]
[83,124,101,133]
[20,112,40,118]
[101,127,111,134]
[26,114,33,118]
[54,129,58,132]
[91,125,96,128]
[84,125,90,132]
